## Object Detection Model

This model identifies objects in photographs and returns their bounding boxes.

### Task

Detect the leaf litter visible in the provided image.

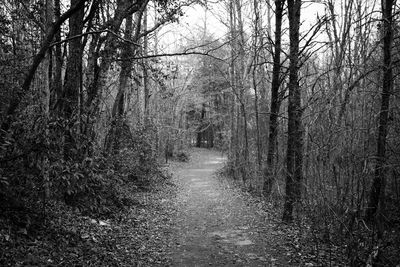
[1,148,349,266]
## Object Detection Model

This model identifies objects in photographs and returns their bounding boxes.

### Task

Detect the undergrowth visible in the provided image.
[0,117,171,264]
[220,158,400,266]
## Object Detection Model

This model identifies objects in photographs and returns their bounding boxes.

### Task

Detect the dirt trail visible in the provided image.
[169,149,291,266]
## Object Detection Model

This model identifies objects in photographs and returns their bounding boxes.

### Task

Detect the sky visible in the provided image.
[157,1,327,54]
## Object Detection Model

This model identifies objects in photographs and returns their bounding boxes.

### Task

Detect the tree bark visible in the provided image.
[264,0,285,195]
[143,7,150,123]
[252,0,262,168]
[235,0,249,184]
[196,103,206,147]
[63,0,84,116]
[366,0,394,221]
[62,0,85,159]
[41,0,53,205]
[282,0,303,223]
[228,1,239,179]
[52,0,63,111]
[111,13,134,118]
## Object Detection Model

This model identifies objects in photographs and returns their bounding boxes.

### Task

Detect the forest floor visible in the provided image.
[1,148,346,266]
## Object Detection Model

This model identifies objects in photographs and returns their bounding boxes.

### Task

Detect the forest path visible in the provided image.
[169,148,291,266]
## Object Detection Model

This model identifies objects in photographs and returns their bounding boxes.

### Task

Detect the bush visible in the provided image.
[174,151,190,162]
[109,125,164,186]
[0,115,168,221]
[50,156,123,216]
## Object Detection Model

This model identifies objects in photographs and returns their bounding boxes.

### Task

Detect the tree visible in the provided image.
[366,0,395,221]
[263,0,285,195]
[62,0,85,159]
[105,13,135,154]
[0,0,87,137]
[188,37,230,149]
[282,0,303,223]
[235,0,250,184]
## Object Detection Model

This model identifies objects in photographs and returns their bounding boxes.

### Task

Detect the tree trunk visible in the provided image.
[85,0,148,154]
[264,0,285,195]
[104,13,135,154]
[366,0,394,221]
[228,1,239,179]
[235,0,249,184]
[85,0,148,110]
[62,0,84,159]
[112,14,134,118]
[143,7,150,123]
[282,0,303,223]
[41,0,53,208]
[52,0,62,111]
[252,0,262,168]
[196,103,206,148]
[209,124,214,148]
[62,0,84,117]
[259,0,272,158]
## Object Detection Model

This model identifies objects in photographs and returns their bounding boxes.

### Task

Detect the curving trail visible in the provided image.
[169,149,291,266]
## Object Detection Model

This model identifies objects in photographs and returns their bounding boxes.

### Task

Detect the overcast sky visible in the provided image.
[157,1,327,54]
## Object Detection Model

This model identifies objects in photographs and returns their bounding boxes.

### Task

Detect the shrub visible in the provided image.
[175,150,190,162]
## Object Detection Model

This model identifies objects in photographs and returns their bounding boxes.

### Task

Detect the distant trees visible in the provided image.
[179,34,230,150]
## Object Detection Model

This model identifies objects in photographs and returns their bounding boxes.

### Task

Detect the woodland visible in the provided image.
[0,0,399,266]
